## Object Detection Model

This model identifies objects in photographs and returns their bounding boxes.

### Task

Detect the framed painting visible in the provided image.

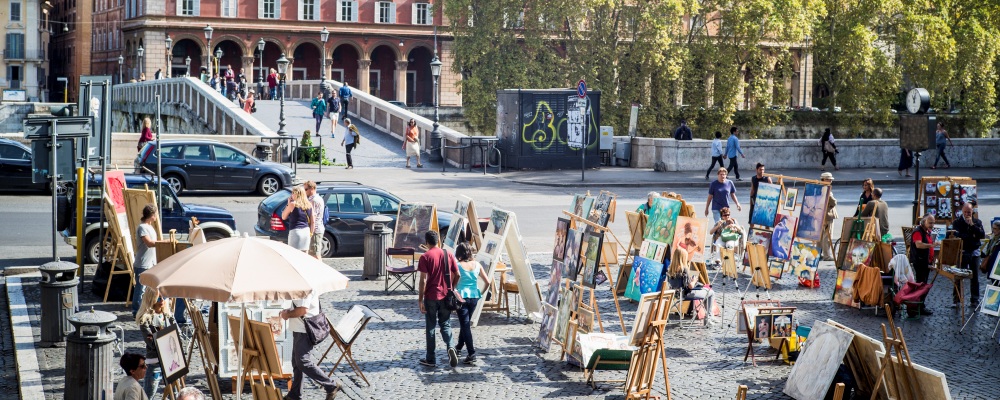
[833,269,861,308]
[580,232,604,288]
[552,218,570,262]
[842,239,876,271]
[487,209,510,236]
[546,261,563,306]
[784,321,855,400]
[535,303,558,351]
[790,241,821,282]
[639,240,668,264]
[751,182,781,228]
[393,203,436,251]
[796,183,829,242]
[563,228,584,281]
[990,254,1000,281]
[771,313,794,339]
[672,216,706,264]
[783,188,798,211]
[443,215,467,251]
[769,214,797,261]
[982,285,1000,317]
[553,284,576,345]
[576,307,595,334]
[768,259,785,279]
[754,314,772,341]
[153,324,189,384]
[624,256,667,302]
[571,194,586,216]
[644,197,683,245]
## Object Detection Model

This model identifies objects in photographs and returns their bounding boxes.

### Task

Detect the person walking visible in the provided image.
[725,127,745,180]
[705,167,741,223]
[310,91,327,134]
[898,147,913,177]
[748,163,772,225]
[280,292,342,400]
[137,117,154,151]
[417,231,461,368]
[132,205,158,317]
[820,128,839,170]
[305,181,326,260]
[951,203,985,307]
[454,242,490,364]
[853,178,875,217]
[341,118,359,169]
[403,119,423,168]
[267,68,278,100]
[860,188,890,237]
[153,69,163,80]
[114,353,149,400]
[281,186,313,252]
[241,90,255,114]
[932,122,953,169]
[819,172,838,261]
[673,119,692,140]
[199,67,209,84]
[136,294,176,399]
[338,83,352,120]
[705,131,725,180]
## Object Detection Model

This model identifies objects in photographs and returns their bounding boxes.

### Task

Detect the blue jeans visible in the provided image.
[423,299,453,363]
[314,113,323,133]
[289,332,338,399]
[174,298,188,324]
[455,297,479,356]
[269,86,276,100]
[711,210,721,225]
[934,143,950,167]
[143,361,161,398]
[131,268,148,317]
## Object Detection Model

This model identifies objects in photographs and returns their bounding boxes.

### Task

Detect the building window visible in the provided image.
[376,1,395,24]
[412,2,431,25]
[337,0,357,22]
[299,0,317,20]
[222,0,237,17]
[260,0,280,19]
[5,33,24,59]
[10,2,21,22]
[177,0,199,16]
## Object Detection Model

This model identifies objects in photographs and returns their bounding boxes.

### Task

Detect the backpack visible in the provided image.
[351,126,361,145]
[321,202,329,223]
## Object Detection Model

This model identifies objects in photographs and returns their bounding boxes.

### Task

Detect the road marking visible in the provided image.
[6,272,45,400]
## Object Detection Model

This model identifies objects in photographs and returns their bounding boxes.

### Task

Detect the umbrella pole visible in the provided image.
[237,303,245,399]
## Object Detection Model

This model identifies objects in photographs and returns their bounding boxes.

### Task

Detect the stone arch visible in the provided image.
[365,40,403,60]
[292,41,322,80]
[329,39,363,58]
[406,46,435,106]
[171,38,204,77]
[211,35,249,55]
[213,38,246,78]
[330,43,360,86]
[368,44,399,100]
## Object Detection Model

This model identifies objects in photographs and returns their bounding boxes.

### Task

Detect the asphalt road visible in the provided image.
[2,180,999,269]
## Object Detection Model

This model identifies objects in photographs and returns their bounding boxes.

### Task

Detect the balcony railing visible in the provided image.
[4,48,46,60]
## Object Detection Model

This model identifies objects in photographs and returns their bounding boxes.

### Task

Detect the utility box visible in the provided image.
[496,89,602,170]
[899,114,937,152]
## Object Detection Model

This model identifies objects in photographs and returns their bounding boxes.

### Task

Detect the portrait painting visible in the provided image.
[554,285,576,345]
[644,197,682,244]
[552,218,570,261]
[754,314,772,340]
[796,183,829,242]
[563,228,584,280]
[576,308,595,334]
[546,261,563,306]
[580,232,604,288]
[790,241,821,282]
[958,184,977,205]
[153,325,189,384]
[924,182,936,195]
[751,182,781,228]
[393,202,435,251]
[783,188,798,211]
[535,303,558,351]
[771,314,793,338]
[671,217,706,264]
[982,286,1000,317]
[769,214,797,261]
[487,209,510,236]
[624,256,667,302]
[842,239,876,271]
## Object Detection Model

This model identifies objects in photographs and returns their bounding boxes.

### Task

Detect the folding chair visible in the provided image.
[318,305,383,386]
[385,247,418,294]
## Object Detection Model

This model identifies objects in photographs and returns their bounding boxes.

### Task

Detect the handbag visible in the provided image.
[442,249,464,311]
[302,304,330,345]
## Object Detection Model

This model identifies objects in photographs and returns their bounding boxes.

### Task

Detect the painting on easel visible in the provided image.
[833,269,860,308]
[790,241,821,283]
[393,203,436,251]
[639,240,668,264]
[770,214,796,260]
[487,209,510,236]
[624,255,667,302]
[579,232,604,288]
[563,228,584,281]
[982,285,1000,317]
[552,218,570,261]
[842,239,876,271]
[751,182,782,228]
[672,217,706,264]
[796,183,829,242]
[535,303,558,351]
[546,261,563,306]
[443,216,467,251]
[782,188,798,211]
[644,197,682,245]
[553,284,576,346]
[588,191,614,227]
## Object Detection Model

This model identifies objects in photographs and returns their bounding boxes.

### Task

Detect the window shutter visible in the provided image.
[427,3,432,24]
[411,3,417,24]
[193,0,200,16]
[175,0,181,17]
[275,0,281,18]
[389,2,396,23]
[258,0,264,18]
[351,1,357,22]
[336,0,342,21]
[298,0,303,20]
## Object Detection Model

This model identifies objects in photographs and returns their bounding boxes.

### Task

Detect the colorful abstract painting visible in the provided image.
[624,255,667,302]
[833,269,861,308]
[790,241,821,282]
[751,182,781,228]
[644,197,683,244]
[769,214,797,260]
[842,239,876,272]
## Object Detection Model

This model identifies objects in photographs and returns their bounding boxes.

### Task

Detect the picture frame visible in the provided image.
[796,183,829,242]
[754,314,772,341]
[393,203,437,251]
[546,261,563,306]
[771,313,794,338]
[768,259,785,279]
[552,218,570,262]
[990,253,1000,281]
[487,209,510,236]
[751,182,782,228]
[842,239,876,271]
[982,285,1000,317]
[672,216,706,264]
[443,215,467,251]
[563,228,584,280]
[553,284,576,345]
[576,307,595,334]
[783,188,798,211]
[260,309,286,343]
[153,324,189,384]
[580,231,604,288]
[535,303,559,351]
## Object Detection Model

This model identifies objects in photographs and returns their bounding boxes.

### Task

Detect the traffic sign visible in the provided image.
[577,79,587,98]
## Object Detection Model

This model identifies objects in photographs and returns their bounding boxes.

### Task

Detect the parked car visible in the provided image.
[255,182,454,258]
[135,140,295,196]
[0,138,68,194]
[61,174,238,264]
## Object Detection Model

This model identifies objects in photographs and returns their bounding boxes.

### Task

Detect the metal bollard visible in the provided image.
[64,309,118,400]
[39,261,80,346]
[362,215,393,279]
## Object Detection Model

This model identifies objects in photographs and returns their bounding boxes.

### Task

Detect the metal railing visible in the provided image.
[3,48,45,60]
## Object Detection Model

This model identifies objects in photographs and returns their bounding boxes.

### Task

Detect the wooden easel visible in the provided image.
[162,379,186,400]
[870,305,921,400]
[742,306,795,366]
[563,210,627,335]
[183,299,222,400]
[623,287,673,400]
[101,199,135,304]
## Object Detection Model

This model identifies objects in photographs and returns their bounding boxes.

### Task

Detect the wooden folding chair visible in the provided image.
[385,247,418,293]
[319,305,383,386]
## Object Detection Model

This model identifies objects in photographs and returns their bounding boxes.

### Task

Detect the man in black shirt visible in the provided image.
[673,120,693,140]
[748,163,772,225]
[951,203,985,306]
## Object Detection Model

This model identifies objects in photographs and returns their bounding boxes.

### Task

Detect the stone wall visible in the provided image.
[628,137,1000,171]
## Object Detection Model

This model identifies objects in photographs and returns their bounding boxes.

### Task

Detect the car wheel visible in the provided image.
[321,232,336,258]
[204,230,229,241]
[257,175,282,196]
[165,174,185,195]
[86,234,113,265]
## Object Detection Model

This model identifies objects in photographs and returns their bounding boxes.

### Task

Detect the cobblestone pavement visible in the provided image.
[21,252,999,399]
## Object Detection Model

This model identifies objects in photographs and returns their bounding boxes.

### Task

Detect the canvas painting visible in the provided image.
[751,182,781,227]
[784,321,855,400]
[754,314,772,340]
[546,261,563,306]
[982,285,1000,317]
[443,216,467,251]
[644,197,683,244]
[153,325,188,384]
[770,214,797,260]
[553,284,576,345]
[483,236,502,258]
[783,188,798,211]
[796,183,829,242]
[768,259,785,279]
[937,181,951,196]
[552,218,570,261]
[488,209,510,236]
[834,269,860,308]
[842,239,876,271]
[588,191,614,227]
[535,303,558,351]
[624,256,667,302]
[576,308,595,334]
[639,240,668,263]
[990,254,1000,281]
[571,194,586,216]
[260,309,286,342]
[581,197,595,219]
[453,199,469,217]
[771,314,793,338]
[580,232,604,288]
[926,196,937,207]
[672,217,706,264]
[563,228,584,280]
[393,203,436,251]
[790,241,821,282]
[745,230,772,265]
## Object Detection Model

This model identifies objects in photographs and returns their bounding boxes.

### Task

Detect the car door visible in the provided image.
[211,144,256,190]
[367,191,400,222]
[328,191,369,253]
[179,144,215,189]
[0,143,32,188]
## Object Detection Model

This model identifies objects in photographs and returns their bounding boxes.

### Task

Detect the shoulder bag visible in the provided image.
[442,249,464,311]
[302,303,330,345]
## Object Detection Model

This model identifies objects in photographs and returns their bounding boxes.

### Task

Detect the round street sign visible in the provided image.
[577,79,587,98]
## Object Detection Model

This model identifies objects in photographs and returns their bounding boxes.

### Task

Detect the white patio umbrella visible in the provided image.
[140,235,349,398]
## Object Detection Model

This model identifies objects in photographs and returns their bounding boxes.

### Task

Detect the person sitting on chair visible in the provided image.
[666,247,716,325]
[709,207,745,262]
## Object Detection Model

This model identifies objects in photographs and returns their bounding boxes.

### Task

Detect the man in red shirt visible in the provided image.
[909,214,937,315]
[417,231,460,367]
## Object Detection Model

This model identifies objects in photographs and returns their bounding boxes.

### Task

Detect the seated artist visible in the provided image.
[666,247,717,325]
[709,207,745,260]
[636,191,661,215]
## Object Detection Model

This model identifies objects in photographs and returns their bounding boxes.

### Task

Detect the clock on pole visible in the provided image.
[906,88,930,114]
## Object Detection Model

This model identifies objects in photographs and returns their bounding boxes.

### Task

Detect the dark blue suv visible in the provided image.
[61,174,238,264]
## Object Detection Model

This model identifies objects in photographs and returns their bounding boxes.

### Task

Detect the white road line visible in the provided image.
[6,272,45,400]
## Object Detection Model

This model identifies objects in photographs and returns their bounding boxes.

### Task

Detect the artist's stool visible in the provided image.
[501,275,522,317]
[385,248,418,294]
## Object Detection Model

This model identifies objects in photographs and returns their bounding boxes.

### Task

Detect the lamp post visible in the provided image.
[215,48,223,76]
[203,25,213,74]
[319,27,329,85]
[185,56,191,77]
[276,53,289,136]
[137,45,145,80]
[117,55,123,84]
[165,34,173,77]
[256,38,265,88]
[429,55,443,163]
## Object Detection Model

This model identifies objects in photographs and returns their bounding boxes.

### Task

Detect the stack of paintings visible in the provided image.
[833,239,876,308]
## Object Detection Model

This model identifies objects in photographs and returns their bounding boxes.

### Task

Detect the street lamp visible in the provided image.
[117,54,123,84]
[137,45,145,80]
[276,53,289,136]
[165,34,173,77]
[319,27,329,83]
[185,56,191,77]
[215,48,223,76]
[429,55,443,163]
[256,38,265,87]
[203,25,214,73]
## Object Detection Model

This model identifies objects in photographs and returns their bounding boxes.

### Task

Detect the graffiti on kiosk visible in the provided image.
[520,99,597,152]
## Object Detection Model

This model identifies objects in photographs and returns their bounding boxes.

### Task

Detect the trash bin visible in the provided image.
[39,261,79,345]
[254,142,274,161]
[362,215,393,279]
[65,309,119,400]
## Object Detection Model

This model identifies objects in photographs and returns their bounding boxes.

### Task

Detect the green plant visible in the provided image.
[296,130,333,165]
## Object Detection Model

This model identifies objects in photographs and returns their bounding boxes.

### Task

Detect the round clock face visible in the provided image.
[907,88,928,114]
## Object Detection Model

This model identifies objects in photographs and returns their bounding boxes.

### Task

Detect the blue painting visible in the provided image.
[796,183,829,242]
[624,255,668,302]
[644,197,683,245]
[751,182,781,228]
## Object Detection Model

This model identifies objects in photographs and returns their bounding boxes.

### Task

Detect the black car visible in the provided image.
[0,138,67,194]
[135,140,295,196]
[62,174,238,264]
[255,182,452,258]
